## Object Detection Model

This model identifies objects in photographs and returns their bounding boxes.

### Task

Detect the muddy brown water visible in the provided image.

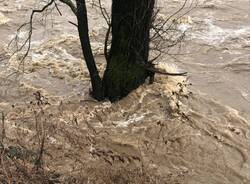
[0,0,250,183]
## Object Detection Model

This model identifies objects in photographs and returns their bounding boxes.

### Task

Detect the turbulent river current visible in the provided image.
[0,0,250,183]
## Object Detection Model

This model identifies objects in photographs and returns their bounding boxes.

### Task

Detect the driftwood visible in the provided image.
[147,67,187,76]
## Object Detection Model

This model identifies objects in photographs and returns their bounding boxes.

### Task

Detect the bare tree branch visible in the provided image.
[58,0,77,15]
[54,0,62,15]
[90,0,111,61]
[8,0,55,71]
[68,20,78,27]
[147,67,187,76]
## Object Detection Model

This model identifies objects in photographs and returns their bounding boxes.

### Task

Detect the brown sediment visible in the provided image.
[0,0,250,183]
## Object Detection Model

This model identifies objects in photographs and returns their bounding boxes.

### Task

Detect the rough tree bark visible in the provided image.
[76,0,104,100]
[103,0,155,101]
[65,0,155,101]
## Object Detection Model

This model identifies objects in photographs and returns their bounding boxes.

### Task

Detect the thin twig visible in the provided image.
[68,20,78,27]
[54,1,62,15]
[9,0,55,71]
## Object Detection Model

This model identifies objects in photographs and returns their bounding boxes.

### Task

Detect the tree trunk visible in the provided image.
[103,0,155,101]
[76,0,104,100]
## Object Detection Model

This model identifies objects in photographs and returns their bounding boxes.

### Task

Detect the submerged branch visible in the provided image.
[147,67,187,76]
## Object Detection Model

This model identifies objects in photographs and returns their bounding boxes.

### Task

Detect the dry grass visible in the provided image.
[0,80,189,183]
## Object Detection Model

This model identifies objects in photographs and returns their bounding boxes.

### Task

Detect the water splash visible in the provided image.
[192,18,250,45]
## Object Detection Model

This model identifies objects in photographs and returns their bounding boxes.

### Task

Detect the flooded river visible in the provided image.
[0,0,250,183]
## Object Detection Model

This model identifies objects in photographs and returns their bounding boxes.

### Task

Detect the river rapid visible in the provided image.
[0,0,250,183]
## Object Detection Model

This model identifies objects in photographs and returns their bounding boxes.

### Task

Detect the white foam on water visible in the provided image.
[241,89,250,102]
[192,18,250,45]
[115,114,145,128]
[9,30,28,40]
[177,23,192,33]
